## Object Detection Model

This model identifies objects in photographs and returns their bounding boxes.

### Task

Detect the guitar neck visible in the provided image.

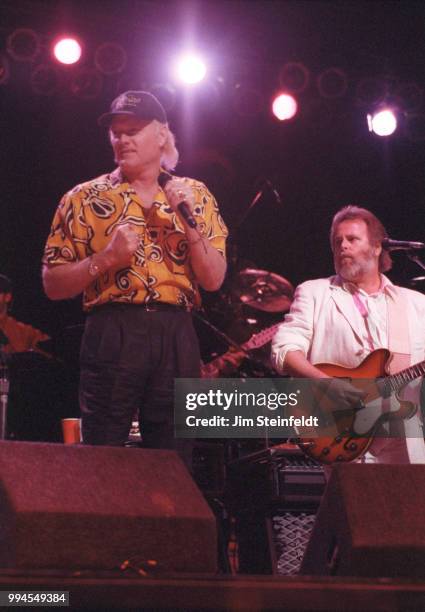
[203,322,282,374]
[387,359,425,393]
[243,323,281,351]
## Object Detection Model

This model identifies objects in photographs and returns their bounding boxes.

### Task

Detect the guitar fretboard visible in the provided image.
[387,360,425,393]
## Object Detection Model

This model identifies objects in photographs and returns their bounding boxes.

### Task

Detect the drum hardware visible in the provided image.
[195,310,282,377]
[406,250,425,272]
[0,356,9,440]
[410,276,425,291]
[231,268,294,313]
[3,350,72,442]
[198,261,294,375]
[0,335,9,438]
[125,416,142,447]
[193,309,249,357]
[236,177,282,230]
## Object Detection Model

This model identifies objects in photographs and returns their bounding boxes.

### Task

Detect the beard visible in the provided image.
[335,249,377,282]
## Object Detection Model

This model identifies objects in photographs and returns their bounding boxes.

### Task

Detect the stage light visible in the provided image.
[0,54,10,85]
[53,38,82,65]
[95,42,127,75]
[272,93,298,121]
[175,54,207,84]
[279,62,310,94]
[367,109,397,136]
[30,64,61,96]
[317,67,348,99]
[7,28,40,62]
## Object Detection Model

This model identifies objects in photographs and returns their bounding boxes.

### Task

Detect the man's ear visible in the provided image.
[157,123,168,148]
[4,293,12,305]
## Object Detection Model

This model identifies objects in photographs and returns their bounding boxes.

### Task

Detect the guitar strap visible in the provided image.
[385,287,410,374]
[385,288,425,460]
[350,285,410,370]
[365,287,425,463]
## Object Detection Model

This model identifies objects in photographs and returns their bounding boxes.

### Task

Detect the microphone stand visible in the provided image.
[236,179,281,232]
[236,188,265,230]
[407,251,425,273]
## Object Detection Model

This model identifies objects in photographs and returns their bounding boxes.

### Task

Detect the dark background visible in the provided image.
[1,0,425,359]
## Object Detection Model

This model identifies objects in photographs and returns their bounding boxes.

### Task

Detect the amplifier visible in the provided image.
[226,443,325,511]
[225,443,326,575]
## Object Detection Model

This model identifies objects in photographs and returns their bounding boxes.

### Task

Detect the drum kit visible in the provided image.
[198,262,294,377]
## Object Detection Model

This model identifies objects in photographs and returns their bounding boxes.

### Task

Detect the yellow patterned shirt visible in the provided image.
[43,168,228,311]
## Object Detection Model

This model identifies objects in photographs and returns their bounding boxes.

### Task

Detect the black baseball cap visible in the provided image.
[98,90,167,127]
[0,274,12,294]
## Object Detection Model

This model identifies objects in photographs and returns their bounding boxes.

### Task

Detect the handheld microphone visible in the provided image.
[158,171,197,229]
[382,238,425,251]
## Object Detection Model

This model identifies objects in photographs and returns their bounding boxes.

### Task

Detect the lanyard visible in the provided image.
[352,292,375,352]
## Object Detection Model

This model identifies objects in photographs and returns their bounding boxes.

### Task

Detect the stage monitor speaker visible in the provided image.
[300,463,425,578]
[0,441,217,573]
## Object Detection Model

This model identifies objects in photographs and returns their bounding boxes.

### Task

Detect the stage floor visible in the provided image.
[0,570,424,611]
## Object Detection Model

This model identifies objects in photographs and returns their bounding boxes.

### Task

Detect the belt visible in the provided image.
[89,301,188,314]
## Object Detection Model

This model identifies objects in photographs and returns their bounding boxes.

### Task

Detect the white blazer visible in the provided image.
[271,275,425,462]
[271,275,425,373]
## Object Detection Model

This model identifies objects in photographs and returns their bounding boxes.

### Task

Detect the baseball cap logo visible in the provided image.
[114,94,128,110]
[114,93,140,110]
[126,94,140,106]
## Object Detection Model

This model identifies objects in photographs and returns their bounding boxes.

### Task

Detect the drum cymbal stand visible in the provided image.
[193,310,248,355]
[194,310,278,376]
[0,351,9,440]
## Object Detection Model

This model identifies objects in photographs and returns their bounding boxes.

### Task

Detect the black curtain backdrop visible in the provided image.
[1,0,424,352]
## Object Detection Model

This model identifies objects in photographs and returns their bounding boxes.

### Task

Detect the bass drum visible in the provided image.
[6,351,75,443]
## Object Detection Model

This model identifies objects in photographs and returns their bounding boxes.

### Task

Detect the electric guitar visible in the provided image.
[201,322,281,377]
[296,349,425,464]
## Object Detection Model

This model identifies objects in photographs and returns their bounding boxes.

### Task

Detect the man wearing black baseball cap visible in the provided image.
[42,91,228,464]
[97,90,168,126]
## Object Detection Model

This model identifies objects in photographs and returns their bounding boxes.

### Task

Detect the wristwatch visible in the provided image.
[88,257,101,278]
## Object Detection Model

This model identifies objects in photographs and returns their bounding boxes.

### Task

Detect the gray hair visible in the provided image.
[330,205,392,273]
[160,124,179,171]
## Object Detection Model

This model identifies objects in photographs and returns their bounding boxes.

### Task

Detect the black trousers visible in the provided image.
[79,304,200,462]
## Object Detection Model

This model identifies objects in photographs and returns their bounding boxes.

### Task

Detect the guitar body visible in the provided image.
[297,349,417,464]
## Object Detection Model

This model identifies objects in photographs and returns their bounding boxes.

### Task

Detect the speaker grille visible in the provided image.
[273,512,317,575]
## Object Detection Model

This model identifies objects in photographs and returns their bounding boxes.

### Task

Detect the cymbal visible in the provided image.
[232,268,294,312]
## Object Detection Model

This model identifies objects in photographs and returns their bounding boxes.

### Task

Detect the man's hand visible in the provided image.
[315,378,367,412]
[42,222,140,301]
[103,223,140,268]
[163,179,195,220]
[161,177,226,291]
